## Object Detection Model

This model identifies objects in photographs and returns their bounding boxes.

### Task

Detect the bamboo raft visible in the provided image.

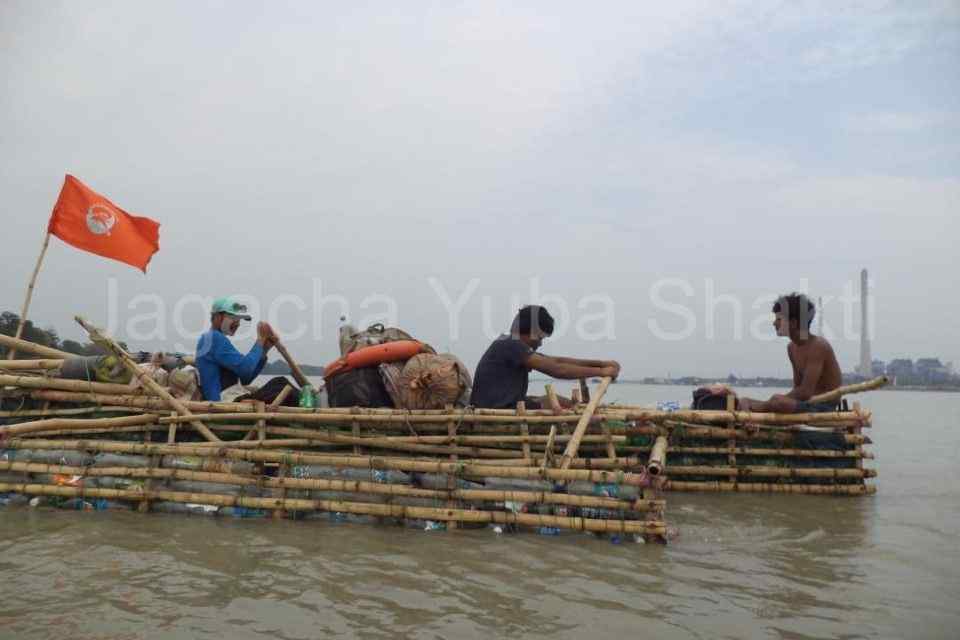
[0,322,886,543]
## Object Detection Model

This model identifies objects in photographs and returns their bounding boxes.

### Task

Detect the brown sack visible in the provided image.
[396,354,471,410]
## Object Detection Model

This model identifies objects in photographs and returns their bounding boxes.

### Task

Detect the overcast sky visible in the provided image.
[2,1,958,378]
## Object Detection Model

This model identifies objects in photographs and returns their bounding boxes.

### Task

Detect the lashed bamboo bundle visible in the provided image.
[0,461,663,512]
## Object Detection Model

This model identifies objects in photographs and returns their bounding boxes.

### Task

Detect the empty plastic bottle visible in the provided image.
[299,384,316,409]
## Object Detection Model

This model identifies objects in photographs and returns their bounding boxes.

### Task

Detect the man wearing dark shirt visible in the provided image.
[470,305,620,409]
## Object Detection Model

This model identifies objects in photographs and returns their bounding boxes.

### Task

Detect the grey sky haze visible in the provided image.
[2,1,958,379]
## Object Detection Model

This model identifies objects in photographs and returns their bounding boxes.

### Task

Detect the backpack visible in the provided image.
[339,323,435,356]
[691,386,734,410]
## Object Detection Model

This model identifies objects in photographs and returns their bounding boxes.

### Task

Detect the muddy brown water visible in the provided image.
[1,385,957,639]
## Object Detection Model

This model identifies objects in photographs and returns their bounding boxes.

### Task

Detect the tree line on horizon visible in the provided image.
[0,311,120,358]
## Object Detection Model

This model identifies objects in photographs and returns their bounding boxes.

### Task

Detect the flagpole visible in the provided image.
[6,232,52,360]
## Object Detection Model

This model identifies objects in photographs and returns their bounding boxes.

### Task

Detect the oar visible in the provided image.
[273,340,310,389]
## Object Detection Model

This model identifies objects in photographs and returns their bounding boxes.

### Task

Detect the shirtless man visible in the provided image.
[738,293,842,413]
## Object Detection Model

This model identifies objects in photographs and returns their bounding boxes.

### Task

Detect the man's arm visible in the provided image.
[550,356,616,368]
[211,333,268,384]
[526,353,619,380]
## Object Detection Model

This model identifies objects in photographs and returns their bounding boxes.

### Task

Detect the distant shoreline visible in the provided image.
[530,378,960,393]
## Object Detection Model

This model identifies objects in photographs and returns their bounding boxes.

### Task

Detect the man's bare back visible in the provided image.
[788,335,842,397]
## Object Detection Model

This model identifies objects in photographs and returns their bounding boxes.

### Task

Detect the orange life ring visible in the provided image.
[324,340,424,380]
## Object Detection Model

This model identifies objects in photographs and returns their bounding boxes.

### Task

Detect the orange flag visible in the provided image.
[47,174,160,272]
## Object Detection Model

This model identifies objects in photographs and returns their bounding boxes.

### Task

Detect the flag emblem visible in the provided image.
[86,204,117,236]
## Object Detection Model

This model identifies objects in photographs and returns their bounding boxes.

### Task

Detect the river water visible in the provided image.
[1,384,957,639]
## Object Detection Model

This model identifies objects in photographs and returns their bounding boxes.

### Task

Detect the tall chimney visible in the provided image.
[859,269,871,376]
[817,296,824,335]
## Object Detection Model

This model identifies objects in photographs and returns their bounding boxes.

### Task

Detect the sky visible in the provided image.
[2,0,958,378]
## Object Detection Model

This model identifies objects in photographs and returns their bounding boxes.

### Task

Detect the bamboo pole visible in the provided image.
[273,341,310,389]
[605,409,866,426]
[243,387,292,440]
[0,373,153,397]
[544,383,562,414]
[256,400,266,441]
[7,232,52,360]
[618,445,873,459]
[75,316,219,442]
[627,423,869,445]
[0,482,666,535]
[156,411,588,425]
[27,390,255,413]
[445,403,459,530]
[0,413,157,437]
[664,480,876,495]
[349,433,628,445]
[809,376,889,404]
[9,382,871,427]
[647,436,668,476]
[559,377,611,469]
[261,426,528,458]
[166,410,177,444]
[0,359,63,371]
[4,439,651,485]
[665,466,874,479]
[517,401,531,460]
[0,334,73,360]
[0,406,135,419]
[541,426,557,470]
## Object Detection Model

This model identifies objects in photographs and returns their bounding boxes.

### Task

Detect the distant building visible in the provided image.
[916,358,950,384]
[871,359,886,377]
[858,269,872,377]
[887,359,914,384]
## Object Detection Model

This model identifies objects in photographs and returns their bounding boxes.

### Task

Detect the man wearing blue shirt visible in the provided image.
[196,296,278,401]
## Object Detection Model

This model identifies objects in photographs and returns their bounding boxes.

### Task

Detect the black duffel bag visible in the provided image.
[326,366,394,408]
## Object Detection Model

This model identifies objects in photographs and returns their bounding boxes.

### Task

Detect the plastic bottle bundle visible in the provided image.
[222,506,267,518]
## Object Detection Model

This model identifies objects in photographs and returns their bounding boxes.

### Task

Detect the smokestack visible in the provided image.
[859,269,871,377]
[817,296,824,335]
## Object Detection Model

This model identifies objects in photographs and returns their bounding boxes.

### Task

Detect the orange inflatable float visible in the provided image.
[323,340,424,380]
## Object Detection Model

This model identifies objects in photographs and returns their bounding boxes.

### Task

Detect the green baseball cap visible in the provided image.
[211,296,252,320]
